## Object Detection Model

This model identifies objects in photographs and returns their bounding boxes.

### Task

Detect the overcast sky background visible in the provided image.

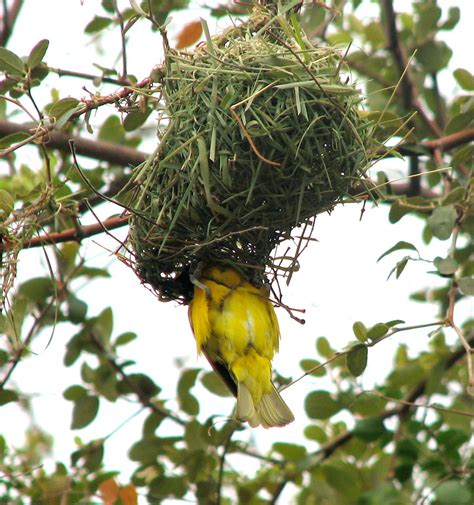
[2,0,473,502]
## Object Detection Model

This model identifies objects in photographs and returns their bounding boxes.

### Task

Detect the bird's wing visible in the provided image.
[202,348,238,398]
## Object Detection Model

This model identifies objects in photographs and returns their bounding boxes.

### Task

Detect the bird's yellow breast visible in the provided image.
[189,266,280,364]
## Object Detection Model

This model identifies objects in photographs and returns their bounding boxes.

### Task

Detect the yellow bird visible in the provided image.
[188,265,294,428]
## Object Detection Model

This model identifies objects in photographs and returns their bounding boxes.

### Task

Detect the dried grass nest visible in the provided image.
[128,8,374,302]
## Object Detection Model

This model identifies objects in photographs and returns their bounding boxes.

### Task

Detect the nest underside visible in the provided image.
[128,11,374,301]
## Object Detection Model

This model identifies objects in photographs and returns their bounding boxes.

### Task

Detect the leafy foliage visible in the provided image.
[0,1,473,504]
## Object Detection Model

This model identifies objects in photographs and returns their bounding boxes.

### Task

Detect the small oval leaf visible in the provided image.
[428,206,457,240]
[377,241,418,262]
[27,39,49,69]
[453,68,474,91]
[0,47,26,75]
[49,97,80,120]
[458,277,474,296]
[433,256,458,275]
[0,189,14,217]
[71,395,99,429]
[305,390,342,420]
[353,321,368,342]
[346,345,368,377]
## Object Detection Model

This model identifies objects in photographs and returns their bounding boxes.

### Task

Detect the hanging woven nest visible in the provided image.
[128,7,374,302]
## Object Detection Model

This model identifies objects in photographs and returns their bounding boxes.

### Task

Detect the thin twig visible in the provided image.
[48,66,128,85]
[114,0,128,80]
[281,320,445,391]
[0,0,23,46]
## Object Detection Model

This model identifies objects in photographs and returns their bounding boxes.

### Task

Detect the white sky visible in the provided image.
[1,0,473,503]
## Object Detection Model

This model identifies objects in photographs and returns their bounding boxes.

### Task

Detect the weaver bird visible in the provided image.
[188,265,294,428]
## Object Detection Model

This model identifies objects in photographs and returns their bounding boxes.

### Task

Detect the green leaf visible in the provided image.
[272,442,306,461]
[149,476,187,499]
[304,425,328,443]
[73,266,111,279]
[385,319,405,328]
[417,40,452,72]
[85,16,112,34]
[67,294,88,324]
[316,336,333,357]
[392,256,409,279]
[436,480,472,504]
[98,115,125,144]
[388,200,412,223]
[72,441,104,471]
[442,186,466,205]
[346,345,368,377]
[19,277,55,302]
[201,371,232,397]
[0,389,18,406]
[178,368,200,396]
[452,144,474,166]
[102,0,115,14]
[123,109,152,131]
[305,390,342,420]
[367,323,389,340]
[440,7,460,30]
[353,417,388,441]
[64,331,84,367]
[433,257,458,275]
[299,359,326,377]
[445,111,474,136]
[184,419,207,451]
[453,68,474,91]
[0,189,14,217]
[323,462,362,498]
[27,39,49,69]
[458,277,474,296]
[121,373,160,399]
[92,307,113,343]
[416,4,441,36]
[130,437,181,463]
[396,438,420,463]
[377,241,418,262]
[115,332,137,347]
[352,392,387,416]
[0,47,26,75]
[49,97,80,120]
[63,384,87,401]
[71,395,99,429]
[0,131,30,149]
[428,206,457,240]
[352,321,368,342]
[0,350,9,366]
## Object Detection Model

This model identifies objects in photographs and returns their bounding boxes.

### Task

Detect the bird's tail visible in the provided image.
[236,382,294,429]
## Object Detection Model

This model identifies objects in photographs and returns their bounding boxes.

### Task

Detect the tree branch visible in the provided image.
[0,119,147,165]
[10,214,130,251]
[0,0,23,46]
[381,0,442,137]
